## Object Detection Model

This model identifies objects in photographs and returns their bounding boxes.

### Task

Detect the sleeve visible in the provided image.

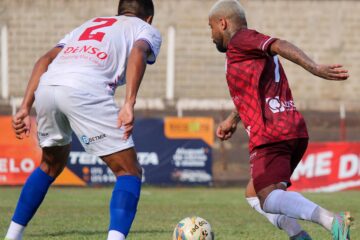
[55,27,79,48]
[235,30,277,56]
[136,25,162,64]
[56,33,72,48]
[257,33,277,54]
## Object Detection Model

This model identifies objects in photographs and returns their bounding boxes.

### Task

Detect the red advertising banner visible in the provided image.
[0,116,42,185]
[0,116,85,186]
[290,142,360,192]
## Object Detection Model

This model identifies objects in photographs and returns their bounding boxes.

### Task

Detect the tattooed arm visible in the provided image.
[270,39,349,81]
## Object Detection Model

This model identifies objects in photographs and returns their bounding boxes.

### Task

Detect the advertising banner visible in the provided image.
[290,142,360,192]
[0,117,42,185]
[0,116,213,186]
[65,118,213,186]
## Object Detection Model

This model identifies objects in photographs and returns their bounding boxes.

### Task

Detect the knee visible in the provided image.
[130,165,142,178]
[40,145,70,178]
[40,159,66,178]
[113,162,142,178]
[126,165,143,178]
[256,187,279,209]
[245,179,257,198]
[254,186,273,209]
[256,193,268,209]
[256,182,287,209]
[102,148,142,178]
[40,147,69,178]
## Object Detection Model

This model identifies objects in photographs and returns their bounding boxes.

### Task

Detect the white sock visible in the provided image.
[5,221,25,240]
[263,189,318,221]
[311,206,334,231]
[247,197,302,237]
[107,230,126,240]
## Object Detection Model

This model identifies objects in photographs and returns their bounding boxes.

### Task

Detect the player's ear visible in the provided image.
[219,18,227,31]
[145,15,153,24]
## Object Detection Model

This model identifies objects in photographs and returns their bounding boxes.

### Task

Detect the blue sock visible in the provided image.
[12,167,54,226]
[109,175,141,237]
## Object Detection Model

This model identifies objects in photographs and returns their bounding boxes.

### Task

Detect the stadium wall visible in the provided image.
[0,0,359,110]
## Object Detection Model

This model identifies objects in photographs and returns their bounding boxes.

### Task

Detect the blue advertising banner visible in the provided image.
[65,118,213,186]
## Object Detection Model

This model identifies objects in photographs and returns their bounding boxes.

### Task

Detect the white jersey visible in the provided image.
[39,15,162,95]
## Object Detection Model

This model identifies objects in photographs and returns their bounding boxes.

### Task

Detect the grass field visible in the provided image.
[0,187,358,240]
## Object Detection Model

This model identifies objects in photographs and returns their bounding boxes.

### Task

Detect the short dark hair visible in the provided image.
[117,0,154,18]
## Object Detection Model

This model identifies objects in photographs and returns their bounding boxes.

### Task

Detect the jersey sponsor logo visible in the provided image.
[63,45,108,60]
[266,96,296,113]
[81,134,106,145]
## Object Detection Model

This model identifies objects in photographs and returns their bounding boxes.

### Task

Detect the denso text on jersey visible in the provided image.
[63,45,108,60]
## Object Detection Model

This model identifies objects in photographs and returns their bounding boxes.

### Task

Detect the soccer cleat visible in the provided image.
[331,212,353,240]
[290,230,312,240]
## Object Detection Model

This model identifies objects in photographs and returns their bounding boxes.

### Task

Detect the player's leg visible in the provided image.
[101,148,142,240]
[258,184,352,240]
[253,139,352,240]
[5,85,73,240]
[245,179,312,239]
[5,145,70,240]
[62,87,141,240]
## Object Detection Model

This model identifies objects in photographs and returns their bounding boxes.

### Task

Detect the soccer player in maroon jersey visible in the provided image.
[208,1,352,240]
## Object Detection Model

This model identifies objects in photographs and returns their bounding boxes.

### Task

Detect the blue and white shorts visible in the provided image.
[34,85,134,156]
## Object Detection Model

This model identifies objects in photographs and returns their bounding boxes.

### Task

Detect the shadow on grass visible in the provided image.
[28,230,106,237]
[28,229,170,237]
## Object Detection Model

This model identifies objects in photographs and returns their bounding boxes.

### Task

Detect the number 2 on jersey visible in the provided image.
[79,18,117,42]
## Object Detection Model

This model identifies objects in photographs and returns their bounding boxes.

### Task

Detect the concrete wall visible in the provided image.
[0,0,359,110]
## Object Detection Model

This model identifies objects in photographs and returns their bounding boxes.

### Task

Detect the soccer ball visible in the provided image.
[173,216,214,240]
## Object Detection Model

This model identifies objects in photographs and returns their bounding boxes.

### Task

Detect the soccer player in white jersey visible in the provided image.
[5,0,161,239]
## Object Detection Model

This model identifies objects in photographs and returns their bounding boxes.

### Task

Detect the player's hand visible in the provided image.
[118,102,135,140]
[314,64,349,81]
[216,118,237,141]
[12,108,31,139]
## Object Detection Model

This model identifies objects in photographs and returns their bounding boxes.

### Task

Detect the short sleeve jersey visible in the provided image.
[39,15,162,95]
[226,29,308,151]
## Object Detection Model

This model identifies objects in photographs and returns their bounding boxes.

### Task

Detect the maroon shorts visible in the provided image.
[250,138,308,193]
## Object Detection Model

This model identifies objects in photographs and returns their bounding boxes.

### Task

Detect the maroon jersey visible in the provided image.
[226,29,308,151]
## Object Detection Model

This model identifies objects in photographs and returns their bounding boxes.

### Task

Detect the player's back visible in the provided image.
[40,15,161,95]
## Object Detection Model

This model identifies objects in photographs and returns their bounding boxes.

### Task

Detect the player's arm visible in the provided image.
[12,47,62,139]
[270,39,349,81]
[20,47,62,112]
[216,109,241,141]
[227,109,241,125]
[118,40,152,139]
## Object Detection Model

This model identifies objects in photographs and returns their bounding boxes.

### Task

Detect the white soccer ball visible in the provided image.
[172,216,214,240]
